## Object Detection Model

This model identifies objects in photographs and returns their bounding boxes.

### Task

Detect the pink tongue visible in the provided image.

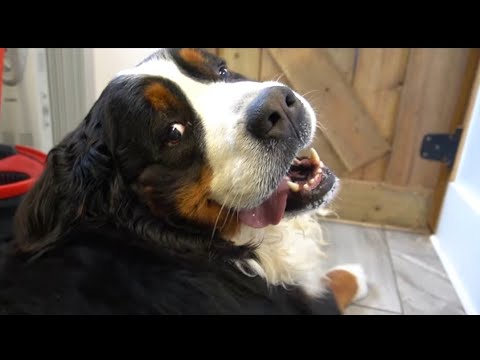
[238,178,290,228]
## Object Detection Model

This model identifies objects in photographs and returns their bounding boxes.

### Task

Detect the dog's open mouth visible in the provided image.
[238,148,337,228]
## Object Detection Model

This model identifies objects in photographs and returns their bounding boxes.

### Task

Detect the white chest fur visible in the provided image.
[232,210,331,297]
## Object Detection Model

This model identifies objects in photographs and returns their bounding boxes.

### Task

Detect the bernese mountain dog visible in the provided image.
[0,48,367,315]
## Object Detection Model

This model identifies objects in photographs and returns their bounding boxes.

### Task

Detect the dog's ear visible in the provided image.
[13,99,116,253]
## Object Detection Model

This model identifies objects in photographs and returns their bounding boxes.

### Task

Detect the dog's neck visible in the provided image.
[110,205,254,261]
[115,203,330,296]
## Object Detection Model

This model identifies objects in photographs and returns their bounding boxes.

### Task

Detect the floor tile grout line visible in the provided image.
[383,228,405,315]
[351,303,402,315]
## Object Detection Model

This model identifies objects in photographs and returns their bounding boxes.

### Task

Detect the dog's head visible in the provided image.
[15,48,339,252]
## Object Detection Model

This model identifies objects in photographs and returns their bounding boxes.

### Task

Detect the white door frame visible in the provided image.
[431,62,480,315]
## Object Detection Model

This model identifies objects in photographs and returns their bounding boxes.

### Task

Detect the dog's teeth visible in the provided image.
[309,178,315,185]
[316,167,323,175]
[310,148,320,165]
[287,181,300,192]
[303,184,310,191]
[320,161,325,168]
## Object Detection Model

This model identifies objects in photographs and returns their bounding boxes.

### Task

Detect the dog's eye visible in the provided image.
[167,123,185,145]
[218,65,229,79]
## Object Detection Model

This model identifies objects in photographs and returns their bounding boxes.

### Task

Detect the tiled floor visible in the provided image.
[318,220,465,315]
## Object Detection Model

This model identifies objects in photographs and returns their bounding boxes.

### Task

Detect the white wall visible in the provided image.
[84,48,156,106]
[0,48,54,152]
[432,69,480,315]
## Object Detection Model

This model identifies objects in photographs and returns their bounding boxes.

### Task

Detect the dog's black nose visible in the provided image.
[246,86,304,140]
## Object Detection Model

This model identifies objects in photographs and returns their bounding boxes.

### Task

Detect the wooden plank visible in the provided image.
[218,48,261,81]
[323,179,433,231]
[429,50,480,231]
[385,48,471,187]
[259,48,292,86]
[326,48,357,84]
[408,49,471,187]
[312,133,348,176]
[329,49,362,180]
[269,48,390,172]
[317,217,431,235]
[352,48,410,181]
[326,49,361,178]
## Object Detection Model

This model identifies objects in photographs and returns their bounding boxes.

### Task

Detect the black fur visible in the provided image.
[0,49,341,315]
[0,225,340,315]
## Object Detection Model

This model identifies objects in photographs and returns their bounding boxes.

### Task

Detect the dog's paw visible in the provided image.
[327,263,368,302]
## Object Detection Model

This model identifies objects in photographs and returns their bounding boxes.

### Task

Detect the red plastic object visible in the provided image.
[0,145,47,200]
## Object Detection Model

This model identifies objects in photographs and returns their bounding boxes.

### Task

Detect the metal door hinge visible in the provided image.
[420,128,463,168]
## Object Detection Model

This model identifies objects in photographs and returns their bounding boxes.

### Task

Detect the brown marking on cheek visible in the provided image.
[179,48,205,65]
[144,83,180,112]
[175,166,240,238]
[324,269,359,312]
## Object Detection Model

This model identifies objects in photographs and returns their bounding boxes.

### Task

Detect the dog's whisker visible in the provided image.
[220,191,239,230]
[230,191,244,227]
[301,89,321,98]
[272,73,286,83]
[304,94,323,105]
[236,193,244,224]
[210,187,234,244]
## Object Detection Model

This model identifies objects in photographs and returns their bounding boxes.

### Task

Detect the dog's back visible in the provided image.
[0,225,340,315]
